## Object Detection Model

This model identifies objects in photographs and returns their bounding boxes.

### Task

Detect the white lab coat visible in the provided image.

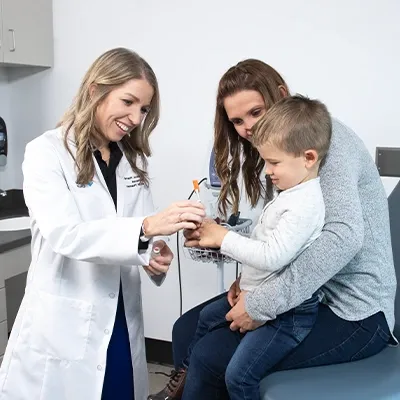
[0,127,158,400]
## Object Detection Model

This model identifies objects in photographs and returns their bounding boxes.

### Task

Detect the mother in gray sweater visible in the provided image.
[148,59,397,400]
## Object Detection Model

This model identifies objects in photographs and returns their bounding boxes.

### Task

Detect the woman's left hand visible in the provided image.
[198,219,229,248]
[143,240,173,276]
[225,291,264,333]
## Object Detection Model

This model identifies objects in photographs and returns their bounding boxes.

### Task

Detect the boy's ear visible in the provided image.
[304,149,319,168]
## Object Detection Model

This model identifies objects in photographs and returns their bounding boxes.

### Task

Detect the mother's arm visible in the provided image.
[244,135,365,322]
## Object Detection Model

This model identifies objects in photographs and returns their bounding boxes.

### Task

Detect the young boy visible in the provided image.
[150,95,332,400]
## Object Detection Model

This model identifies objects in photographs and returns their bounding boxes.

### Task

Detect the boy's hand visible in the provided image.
[198,219,229,248]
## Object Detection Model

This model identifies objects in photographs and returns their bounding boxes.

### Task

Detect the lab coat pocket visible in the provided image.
[29,291,93,361]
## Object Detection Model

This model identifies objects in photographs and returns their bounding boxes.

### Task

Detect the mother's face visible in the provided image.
[223,90,266,141]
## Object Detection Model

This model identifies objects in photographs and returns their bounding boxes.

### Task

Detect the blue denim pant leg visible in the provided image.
[172,293,226,370]
[182,294,319,400]
[272,304,391,372]
[225,293,319,400]
[183,296,232,368]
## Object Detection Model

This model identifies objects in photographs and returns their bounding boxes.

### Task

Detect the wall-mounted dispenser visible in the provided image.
[0,117,7,167]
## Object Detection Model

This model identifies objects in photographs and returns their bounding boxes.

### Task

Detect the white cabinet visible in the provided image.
[0,288,6,323]
[0,0,53,67]
[0,321,7,356]
[1,244,31,281]
[0,244,31,363]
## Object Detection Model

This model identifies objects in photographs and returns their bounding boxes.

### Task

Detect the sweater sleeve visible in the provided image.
[246,132,364,321]
[221,184,324,272]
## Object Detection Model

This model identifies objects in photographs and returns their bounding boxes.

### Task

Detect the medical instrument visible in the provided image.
[149,242,167,286]
[179,150,252,297]
[192,180,201,202]
[151,246,161,257]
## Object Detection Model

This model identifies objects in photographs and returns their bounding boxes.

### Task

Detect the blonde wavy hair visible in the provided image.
[58,47,160,186]
[214,59,289,216]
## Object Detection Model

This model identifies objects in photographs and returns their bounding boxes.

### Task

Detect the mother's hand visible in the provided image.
[143,201,205,237]
[225,291,264,333]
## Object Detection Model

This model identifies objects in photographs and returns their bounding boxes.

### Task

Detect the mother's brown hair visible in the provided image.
[214,59,289,216]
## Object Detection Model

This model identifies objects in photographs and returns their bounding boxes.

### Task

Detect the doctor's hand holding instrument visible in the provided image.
[142,200,205,237]
[144,240,173,276]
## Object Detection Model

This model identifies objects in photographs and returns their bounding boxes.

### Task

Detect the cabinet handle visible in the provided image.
[9,29,16,52]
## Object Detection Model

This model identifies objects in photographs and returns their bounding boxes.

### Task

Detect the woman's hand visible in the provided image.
[143,201,205,237]
[227,276,241,307]
[143,240,173,276]
[198,219,229,248]
[225,291,265,333]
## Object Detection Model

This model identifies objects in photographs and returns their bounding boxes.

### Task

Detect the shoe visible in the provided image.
[147,368,187,400]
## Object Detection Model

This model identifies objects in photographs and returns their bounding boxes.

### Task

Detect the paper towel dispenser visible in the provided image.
[0,117,7,167]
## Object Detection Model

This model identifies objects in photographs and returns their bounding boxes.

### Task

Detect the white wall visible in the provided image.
[2,0,400,340]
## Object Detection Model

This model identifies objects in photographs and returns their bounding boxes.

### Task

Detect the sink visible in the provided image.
[0,216,30,231]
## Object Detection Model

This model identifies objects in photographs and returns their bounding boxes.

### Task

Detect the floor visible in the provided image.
[0,360,174,395]
[148,362,174,394]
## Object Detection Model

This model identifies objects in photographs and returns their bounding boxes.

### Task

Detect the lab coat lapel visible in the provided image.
[67,133,115,211]
[92,155,111,195]
[116,155,127,217]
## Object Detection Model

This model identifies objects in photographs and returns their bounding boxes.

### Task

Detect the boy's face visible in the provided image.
[257,144,318,191]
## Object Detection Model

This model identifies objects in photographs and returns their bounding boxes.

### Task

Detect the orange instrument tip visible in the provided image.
[192,180,200,191]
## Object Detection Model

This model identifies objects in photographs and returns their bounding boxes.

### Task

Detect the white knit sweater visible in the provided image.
[221,178,325,292]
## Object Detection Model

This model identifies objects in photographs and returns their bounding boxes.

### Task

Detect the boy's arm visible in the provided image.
[221,187,324,272]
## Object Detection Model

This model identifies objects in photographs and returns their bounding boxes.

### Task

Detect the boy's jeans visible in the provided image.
[183,293,319,400]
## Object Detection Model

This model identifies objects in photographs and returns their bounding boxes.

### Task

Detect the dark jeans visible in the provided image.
[173,293,391,400]
[182,294,319,400]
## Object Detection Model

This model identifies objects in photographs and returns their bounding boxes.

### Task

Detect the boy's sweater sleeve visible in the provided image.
[221,183,324,273]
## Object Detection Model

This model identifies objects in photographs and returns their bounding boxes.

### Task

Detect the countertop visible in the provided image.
[0,189,31,254]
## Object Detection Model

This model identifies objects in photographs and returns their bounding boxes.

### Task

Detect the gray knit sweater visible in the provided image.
[246,119,397,336]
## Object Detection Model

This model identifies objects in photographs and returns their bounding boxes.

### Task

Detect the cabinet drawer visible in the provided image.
[0,288,6,322]
[0,320,8,355]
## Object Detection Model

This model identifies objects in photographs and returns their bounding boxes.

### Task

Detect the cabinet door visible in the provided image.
[1,0,53,67]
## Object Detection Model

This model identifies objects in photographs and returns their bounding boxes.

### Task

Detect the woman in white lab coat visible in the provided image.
[0,48,205,400]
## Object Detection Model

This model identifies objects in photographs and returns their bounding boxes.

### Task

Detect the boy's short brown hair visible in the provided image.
[252,95,332,162]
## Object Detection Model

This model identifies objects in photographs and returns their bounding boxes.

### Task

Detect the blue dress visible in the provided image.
[94,143,135,399]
